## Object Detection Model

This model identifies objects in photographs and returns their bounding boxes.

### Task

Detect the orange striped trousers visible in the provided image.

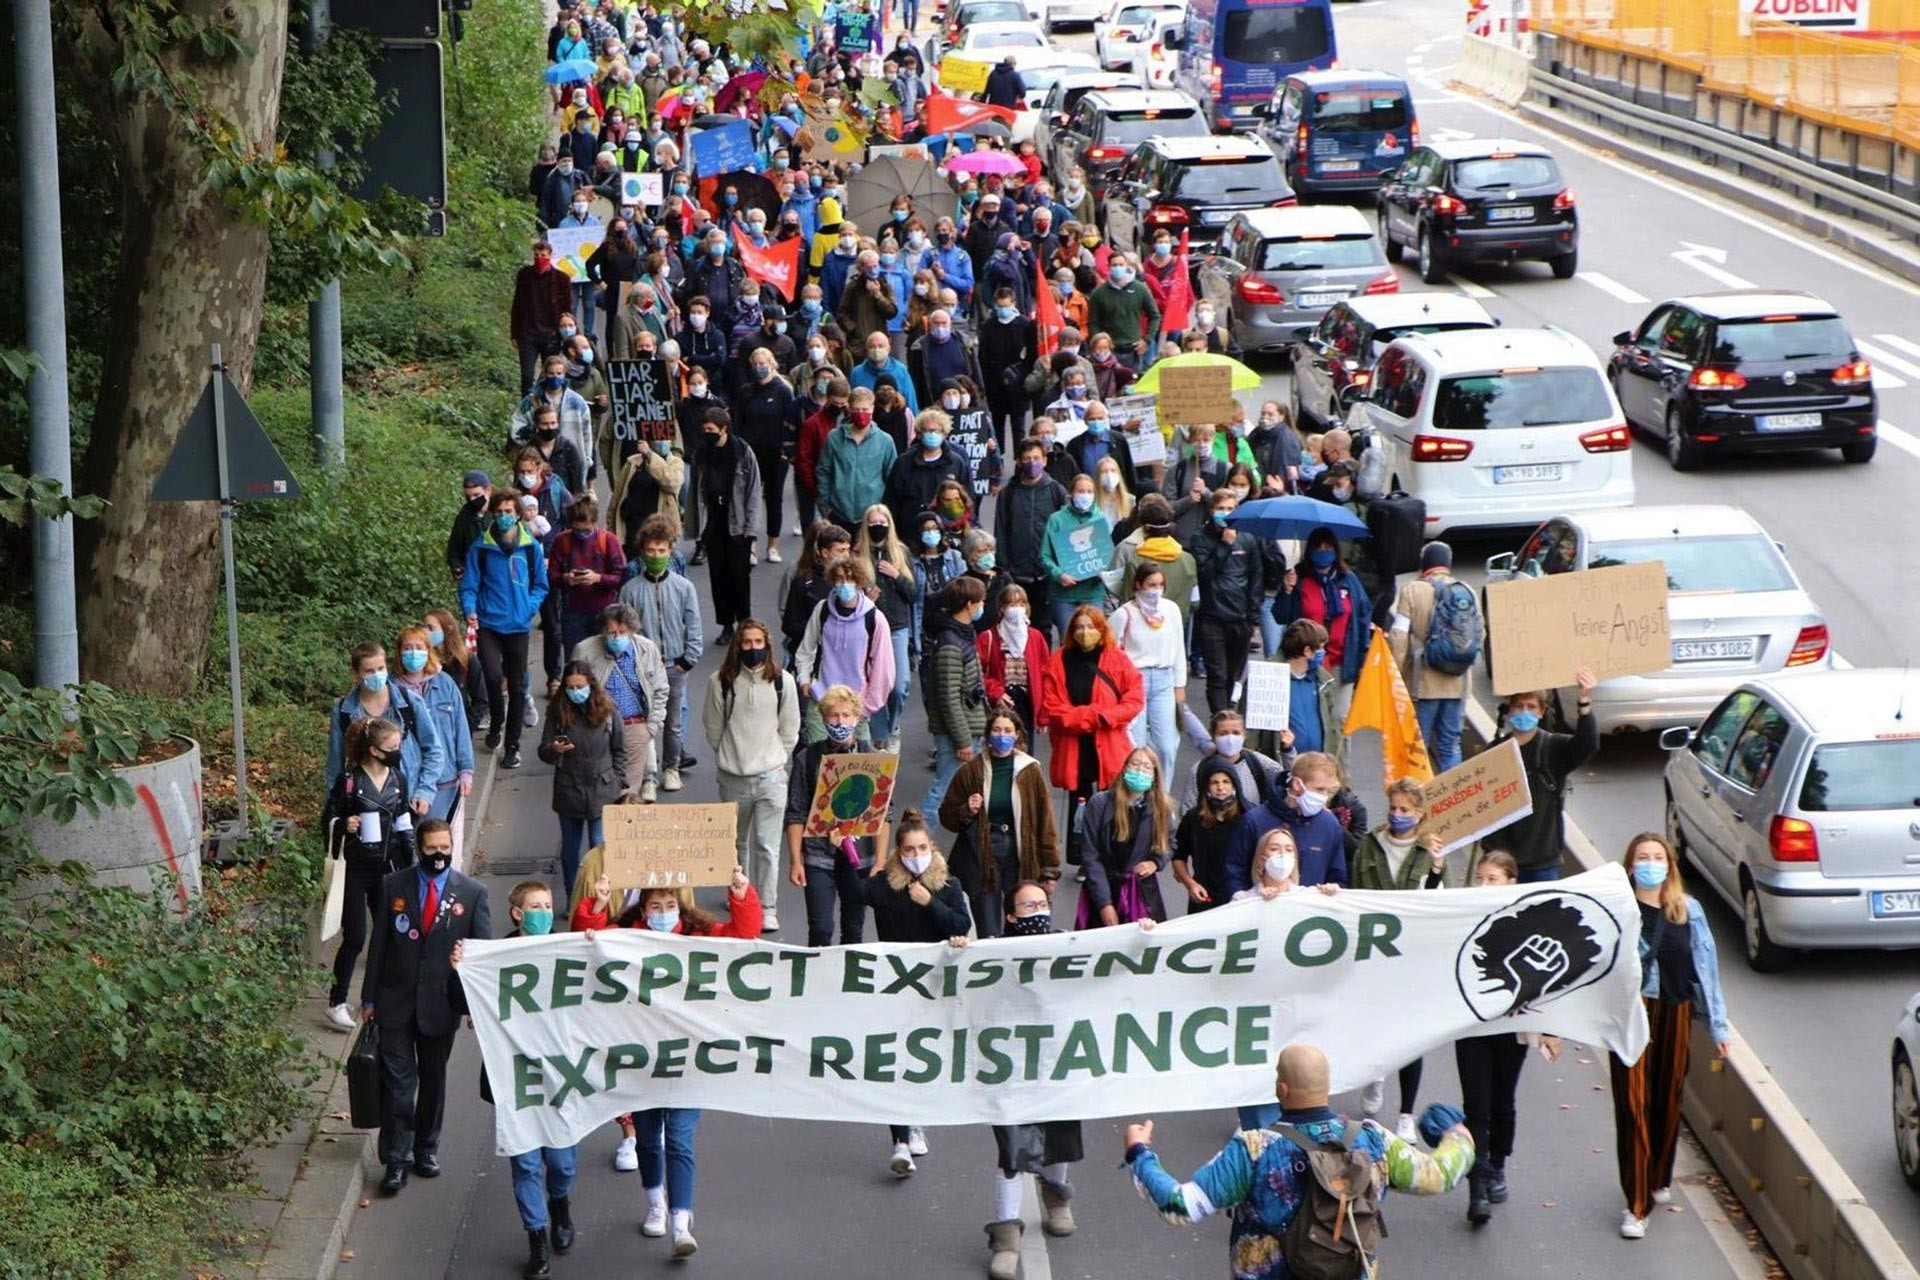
[1609,996,1692,1220]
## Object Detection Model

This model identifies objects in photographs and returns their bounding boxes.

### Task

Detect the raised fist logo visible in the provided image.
[1457,894,1617,1022]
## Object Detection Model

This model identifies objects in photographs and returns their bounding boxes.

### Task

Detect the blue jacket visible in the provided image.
[1224,798,1349,896]
[400,671,473,787]
[880,262,914,333]
[849,355,920,415]
[821,249,860,313]
[1641,895,1733,1043]
[460,526,549,634]
[781,189,818,241]
[928,243,975,304]
[325,682,449,810]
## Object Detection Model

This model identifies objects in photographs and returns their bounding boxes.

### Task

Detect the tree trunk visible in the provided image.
[74,0,290,695]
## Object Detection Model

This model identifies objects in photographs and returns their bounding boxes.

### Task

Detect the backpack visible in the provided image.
[1274,1122,1386,1280]
[809,603,880,685]
[1422,577,1483,676]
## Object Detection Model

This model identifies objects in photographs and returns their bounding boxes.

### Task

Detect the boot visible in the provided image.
[985,1220,1022,1280]
[523,1228,552,1279]
[1039,1179,1076,1237]
[1467,1172,1493,1226]
[548,1196,575,1253]
[1487,1163,1510,1205]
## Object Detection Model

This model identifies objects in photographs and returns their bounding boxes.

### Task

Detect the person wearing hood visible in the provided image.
[1224,748,1348,895]
[1173,757,1248,912]
[921,576,990,813]
[984,54,1025,110]
[939,703,1060,936]
[983,231,1032,317]
[784,684,890,947]
[794,558,898,745]
[1175,707,1286,817]
[884,407,972,531]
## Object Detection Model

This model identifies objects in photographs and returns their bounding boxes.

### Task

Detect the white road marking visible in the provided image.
[1019,1176,1054,1279]
[1876,419,1920,460]
[1575,271,1648,304]
[1852,339,1916,388]
[1452,276,1497,298]
[1870,332,1920,362]
[1671,241,1755,290]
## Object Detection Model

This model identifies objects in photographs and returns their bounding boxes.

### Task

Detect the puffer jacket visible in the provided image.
[922,610,987,745]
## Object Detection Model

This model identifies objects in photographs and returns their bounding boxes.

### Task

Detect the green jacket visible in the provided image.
[1087,280,1161,354]
[1040,506,1111,605]
[923,612,987,744]
[1348,829,1440,891]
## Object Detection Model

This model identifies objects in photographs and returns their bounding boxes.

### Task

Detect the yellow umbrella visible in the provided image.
[1129,351,1263,395]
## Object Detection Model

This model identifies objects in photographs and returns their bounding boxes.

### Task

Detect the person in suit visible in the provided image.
[361,818,492,1194]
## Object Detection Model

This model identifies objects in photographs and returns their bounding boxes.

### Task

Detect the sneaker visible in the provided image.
[672,1226,698,1258]
[1619,1210,1647,1239]
[503,748,523,769]
[640,1201,666,1236]
[1395,1113,1419,1144]
[1487,1167,1510,1204]
[907,1127,929,1157]
[486,728,502,752]
[640,779,659,803]
[792,524,804,536]
[613,1136,638,1172]
[716,627,735,648]
[749,548,758,566]
[1360,1079,1386,1118]
[662,768,684,792]
[1651,1187,1673,1206]
[689,548,706,567]
[767,545,783,563]
[326,1002,357,1031]
[889,1142,916,1177]
[762,909,780,934]
[523,695,538,727]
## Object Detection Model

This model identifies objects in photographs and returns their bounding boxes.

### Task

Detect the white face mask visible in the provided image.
[900,852,933,876]
[1263,852,1297,884]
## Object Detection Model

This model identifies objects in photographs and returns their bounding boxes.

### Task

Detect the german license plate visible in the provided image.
[1199,209,1229,225]
[1320,159,1361,172]
[1487,205,1533,222]
[1872,891,1920,918]
[1671,637,1759,663]
[1296,291,1342,308]
[1759,412,1822,431]
[1492,463,1562,484]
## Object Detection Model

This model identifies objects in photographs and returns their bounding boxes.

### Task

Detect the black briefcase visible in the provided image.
[347,1021,382,1129]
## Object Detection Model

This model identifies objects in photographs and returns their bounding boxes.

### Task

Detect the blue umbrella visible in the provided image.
[1226,496,1368,541]
[545,59,598,85]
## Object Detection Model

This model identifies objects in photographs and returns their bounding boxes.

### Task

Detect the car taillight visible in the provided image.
[1689,367,1748,390]
[1410,119,1420,147]
[1146,204,1189,226]
[1363,271,1399,295]
[1769,815,1819,863]
[1579,423,1630,452]
[1786,623,1829,667]
[1209,61,1223,94]
[1086,145,1124,161]
[1237,276,1285,304]
[1553,188,1577,210]
[1411,434,1473,462]
[1832,357,1873,386]
[1431,193,1466,216]
[1296,123,1308,156]
[1350,369,1372,387]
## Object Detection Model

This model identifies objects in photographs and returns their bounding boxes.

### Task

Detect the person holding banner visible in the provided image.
[1225,749,1348,895]
[1171,759,1247,915]
[1480,667,1599,884]
[939,704,1060,937]
[785,684,889,946]
[1079,746,1173,927]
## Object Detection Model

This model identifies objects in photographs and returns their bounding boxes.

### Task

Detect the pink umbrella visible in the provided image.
[946,148,1025,176]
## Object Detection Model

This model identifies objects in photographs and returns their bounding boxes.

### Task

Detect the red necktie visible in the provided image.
[422,878,440,935]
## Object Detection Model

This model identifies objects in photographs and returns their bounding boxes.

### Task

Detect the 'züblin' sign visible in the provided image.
[1741,0,1870,33]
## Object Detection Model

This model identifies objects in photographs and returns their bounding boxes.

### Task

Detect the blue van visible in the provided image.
[1170,0,1339,134]
[1264,70,1418,199]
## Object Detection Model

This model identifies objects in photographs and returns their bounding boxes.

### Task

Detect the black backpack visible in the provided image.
[1274,1121,1386,1280]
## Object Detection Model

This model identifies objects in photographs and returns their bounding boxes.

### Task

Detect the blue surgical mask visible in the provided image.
[920,529,942,548]
[519,907,554,936]
[399,649,428,673]
[1109,267,1133,286]
[975,553,995,571]
[824,720,856,743]
[988,731,1016,756]
[834,582,858,605]
[1122,767,1154,794]
[1308,651,1326,670]
[995,305,1017,323]
[1633,862,1669,890]
[360,671,388,693]
[881,251,897,266]
[645,909,680,932]
[1071,492,1093,513]
[1508,709,1542,734]
[495,512,519,532]
[566,685,591,704]
[427,628,445,647]
[1210,509,1228,526]
[1388,812,1419,835]
[1309,547,1337,571]
[803,299,822,316]
[1085,417,1108,436]
[606,634,633,654]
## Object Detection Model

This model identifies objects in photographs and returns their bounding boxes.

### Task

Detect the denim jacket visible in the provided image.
[1638,895,1732,1044]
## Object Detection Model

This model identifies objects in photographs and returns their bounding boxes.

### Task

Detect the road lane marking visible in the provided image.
[1452,277,1497,298]
[1877,419,1920,460]
[1019,1176,1055,1279]
[1575,271,1648,304]
[1853,339,1915,388]
[1671,242,1754,290]
[1871,332,1920,362]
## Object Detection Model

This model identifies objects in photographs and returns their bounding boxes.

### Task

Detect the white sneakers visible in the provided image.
[762,909,780,934]
[613,1135,638,1172]
[639,778,659,804]
[662,768,684,792]
[890,1142,916,1177]
[907,1127,930,1157]
[767,545,783,563]
[325,1002,357,1031]
[1651,1187,1673,1206]
[1620,1209,1647,1239]
[641,1201,667,1237]
[1359,1079,1386,1117]
[522,694,538,727]
[1394,1113,1419,1144]
[671,1209,696,1257]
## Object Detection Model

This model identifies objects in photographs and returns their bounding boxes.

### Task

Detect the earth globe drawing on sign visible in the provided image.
[829,771,877,821]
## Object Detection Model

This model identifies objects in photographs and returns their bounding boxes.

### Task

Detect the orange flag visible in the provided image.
[925,92,1016,136]
[1034,257,1064,357]
[1342,629,1434,784]
[733,229,803,305]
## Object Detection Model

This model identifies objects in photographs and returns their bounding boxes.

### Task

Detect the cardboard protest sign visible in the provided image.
[1485,561,1671,696]
[939,56,990,94]
[1048,517,1114,582]
[1419,739,1532,852]
[950,407,997,500]
[601,803,738,891]
[1155,363,1236,426]
[1242,660,1291,732]
[803,752,899,839]
[606,359,677,459]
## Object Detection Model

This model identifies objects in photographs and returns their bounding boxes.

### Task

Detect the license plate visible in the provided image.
[1671,637,1759,663]
[1873,891,1920,918]
[1492,463,1563,484]
[1199,210,1229,225]
[1319,160,1361,172]
[1759,412,1822,431]
[1487,205,1533,222]
[1296,291,1342,308]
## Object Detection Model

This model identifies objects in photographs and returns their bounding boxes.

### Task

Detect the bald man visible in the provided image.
[1122,1043,1474,1280]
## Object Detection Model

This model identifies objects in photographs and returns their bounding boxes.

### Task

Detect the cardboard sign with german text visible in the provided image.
[1419,738,1531,852]
[602,803,738,890]
[1485,561,1671,696]
[1154,363,1236,426]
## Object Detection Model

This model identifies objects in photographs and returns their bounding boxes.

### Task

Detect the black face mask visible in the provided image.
[867,524,889,544]
[1206,793,1235,811]
[536,428,560,441]
[739,646,768,667]
[1007,913,1053,937]
[420,851,453,874]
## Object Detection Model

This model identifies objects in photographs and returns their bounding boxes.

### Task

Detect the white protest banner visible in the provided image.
[1243,659,1291,732]
[459,868,1649,1154]
[1485,561,1671,696]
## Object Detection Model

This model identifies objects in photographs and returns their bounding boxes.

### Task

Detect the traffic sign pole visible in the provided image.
[210,345,251,839]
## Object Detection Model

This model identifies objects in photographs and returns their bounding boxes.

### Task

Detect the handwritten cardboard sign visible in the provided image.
[1243,660,1291,732]
[804,752,899,839]
[601,803,738,890]
[1485,561,1671,696]
[1108,393,1164,466]
[1153,363,1235,426]
[607,358,677,453]
[1419,738,1532,853]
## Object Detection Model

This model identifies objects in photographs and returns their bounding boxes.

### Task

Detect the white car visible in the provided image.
[1042,0,1113,30]
[1123,9,1183,88]
[1094,0,1183,66]
[1344,326,1634,536]
[1893,994,1920,1188]
[954,20,1055,60]
[1012,57,1109,141]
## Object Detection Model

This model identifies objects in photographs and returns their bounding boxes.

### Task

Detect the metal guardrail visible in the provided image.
[1524,57,1920,242]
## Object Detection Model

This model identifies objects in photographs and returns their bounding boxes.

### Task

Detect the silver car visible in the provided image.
[1660,667,1920,971]
[1891,994,1920,1189]
[1195,206,1398,356]
[1484,504,1831,733]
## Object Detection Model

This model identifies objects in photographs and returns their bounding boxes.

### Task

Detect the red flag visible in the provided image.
[1160,230,1195,334]
[925,92,1015,136]
[733,228,803,305]
[1035,257,1064,358]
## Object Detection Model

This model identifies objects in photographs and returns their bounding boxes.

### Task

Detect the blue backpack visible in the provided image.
[1423,578,1483,676]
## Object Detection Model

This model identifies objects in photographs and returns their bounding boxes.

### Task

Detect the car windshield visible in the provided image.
[1430,368,1612,430]
[1104,107,1206,143]
[1222,6,1331,64]
[961,1,1027,22]
[1800,740,1920,811]
[1167,155,1286,198]
[1024,66,1067,90]
[1374,321,1494,346]
[1115,5,1164,22]
[1586,535,1795,594]
[1259,234,1382,270]
[1310,90,1411,132]
[1452,156,1559,191]
[970,29,1045,46]
[1709,317,1854,363]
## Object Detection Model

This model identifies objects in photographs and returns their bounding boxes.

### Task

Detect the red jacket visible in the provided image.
[1039,644,1145,791]
[547,527,626,619]
[795,405,838,498]
[510,264,574,343]
[977,626,1052,728]
[570,883,764,937]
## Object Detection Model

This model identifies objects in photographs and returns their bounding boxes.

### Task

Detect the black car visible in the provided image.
[1100,134,1294,257]
[1375,138,1577,284]
[1608,291,1878,470]
[1047,88,1208,205]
